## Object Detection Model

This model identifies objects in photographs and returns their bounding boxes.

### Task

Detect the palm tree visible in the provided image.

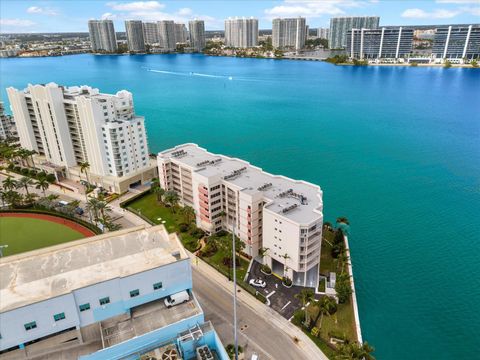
[317,296,337,329]
[5,190,23,208]
[164,191,180,213]
[179,205,195,224]
[17,176,34,196]
[258,247,270,264]
[25,149,37,169]
[281,253,290,278]
[2,177,17,191]
[86,197,101,221]
[24,192,39,205]
[17,148,30,167]
[294,289,315,326]
[151,178,165,203]
[79,161,90,184]
[35,177,50,197]
[0,188,6,207]
[336,341,375,360]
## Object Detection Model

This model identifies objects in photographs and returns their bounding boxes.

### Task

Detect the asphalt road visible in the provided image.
[192,269,312,360]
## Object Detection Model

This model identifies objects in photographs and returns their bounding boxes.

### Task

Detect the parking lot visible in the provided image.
[247,260,320,320]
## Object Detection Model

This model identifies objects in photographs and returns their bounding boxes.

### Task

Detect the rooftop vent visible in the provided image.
[258,182,273,191]
[224,166,247,180]
[196,345,213,360]
[282,203,298,213]
[171,149,187,158]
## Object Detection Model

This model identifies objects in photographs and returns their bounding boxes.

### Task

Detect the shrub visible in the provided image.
[216,230,228,237]
[328,330,347,340]
[261,264,272,274]
[190,226,205,239]
[14,166,22,173]
[46,174,56,183]
[29,169,37,177]
[37,171,47,179]
[226,344,243,359]
[292,309,305,326]
[410,61,418,67]
[7,163,14,170]
[200,238,217,257]
[21,168,30,175]
[282,276,292,286]
[178,223,189,232]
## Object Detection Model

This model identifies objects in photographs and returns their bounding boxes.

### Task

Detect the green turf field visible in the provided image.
[0,216,87,256]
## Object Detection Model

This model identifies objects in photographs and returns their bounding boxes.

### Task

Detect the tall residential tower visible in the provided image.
[125,20,146,52]
[88,20,117,53]
[158,20,177,51]
[328,16,380,49]
[189,20,206,51]
[7,83,155,193]
[272,17,307,50]
[225,18,259,48]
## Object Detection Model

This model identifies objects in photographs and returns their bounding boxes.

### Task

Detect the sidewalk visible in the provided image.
[187,250,329,360]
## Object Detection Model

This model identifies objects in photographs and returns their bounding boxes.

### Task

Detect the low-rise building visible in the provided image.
[432,24,480,61]
[6,83,156,193]
[158,144,323,287]
[0,225,228,360]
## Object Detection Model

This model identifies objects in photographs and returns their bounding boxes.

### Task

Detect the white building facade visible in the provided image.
[7,83,155,193]
[157,144,323,287]
[272,17,307,50]
[125,20,146,52]
[188,20,206,52]
[329,16,380,49]
[88,20,117,53]
[158,20,177,51]
[143,22,160,45]
[225,18,259,48]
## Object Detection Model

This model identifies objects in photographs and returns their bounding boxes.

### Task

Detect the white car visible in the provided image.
[249,278,267,288]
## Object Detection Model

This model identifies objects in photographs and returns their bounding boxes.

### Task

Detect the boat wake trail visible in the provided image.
[146,68,243,81]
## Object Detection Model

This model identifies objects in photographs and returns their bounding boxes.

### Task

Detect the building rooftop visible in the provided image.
[0,225,188,313]
[158,143,323,224]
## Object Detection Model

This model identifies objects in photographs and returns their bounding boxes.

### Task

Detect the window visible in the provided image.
[53,312,66,321]
[130,289,140,298]
[24,321,37,331]
[153,282,163,290]
[99,297,110,305]
[79,303,90,312]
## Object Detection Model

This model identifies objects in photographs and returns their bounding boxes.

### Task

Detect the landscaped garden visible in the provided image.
[0,212,95,256]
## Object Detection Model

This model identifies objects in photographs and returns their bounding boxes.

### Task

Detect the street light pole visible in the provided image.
[232,220,238,360]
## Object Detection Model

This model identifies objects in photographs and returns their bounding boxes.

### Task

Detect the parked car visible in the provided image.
[249,278,266,288]
[164,290,190,308]
[57,200,69,206]
[251,353,259,360]
[75,207,84,215]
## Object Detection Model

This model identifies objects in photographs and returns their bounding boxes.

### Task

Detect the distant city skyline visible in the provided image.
[1,0,480,33]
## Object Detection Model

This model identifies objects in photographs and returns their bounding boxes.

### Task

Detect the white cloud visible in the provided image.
[101,12,117,20]
[461,6,480,15]
[107,1,165,11]
[0,18,36,27]
[264,0,366,20]
[26,6,59,16]
[401,8,461,19]
[177,8,193,16]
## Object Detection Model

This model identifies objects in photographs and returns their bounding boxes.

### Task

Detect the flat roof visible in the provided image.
[158,143,323,224]
[0,225,188,313]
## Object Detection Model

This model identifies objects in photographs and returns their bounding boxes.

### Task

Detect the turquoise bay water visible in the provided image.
[1,54,479,359]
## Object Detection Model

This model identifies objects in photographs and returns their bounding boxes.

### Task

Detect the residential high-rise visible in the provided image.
[0,102,17,140]
[317,27,329,40]
[272,17,307,50]
[7,83,155,193]
[125,20,146,52]
[157,20,176,51]
[432,25,480,60]
[175,23,189,43]
[88,19,117,53]
[0,225,229,359]
[189,20,206,51]
[158,144,324,287]
[328,16,380,49]
[346,27,413,60]
[143,22,160,45]
[224,18,259,48]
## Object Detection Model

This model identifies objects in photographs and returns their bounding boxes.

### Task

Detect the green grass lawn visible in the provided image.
[126,192,199,251]
[0,216,87,256]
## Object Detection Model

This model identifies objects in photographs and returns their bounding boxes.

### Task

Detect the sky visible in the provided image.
[0,0,479,33]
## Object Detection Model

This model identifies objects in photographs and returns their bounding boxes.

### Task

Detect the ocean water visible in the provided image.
[1,54,479,359]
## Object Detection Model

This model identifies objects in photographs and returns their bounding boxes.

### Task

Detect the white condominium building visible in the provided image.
[272,17,307,50]
[175,23,189,43]
[189,20,206,52]
[7,83,155,193]
[158,20,177,51]
[225,18,259,48]
[158,144,323,287]
[329,16,380,49]
[88,20,117,53]
[143,22,160,45]
[125,20,146,52]
[0,101,17,140]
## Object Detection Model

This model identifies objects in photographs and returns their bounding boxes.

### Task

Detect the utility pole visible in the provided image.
[232,220,238,360]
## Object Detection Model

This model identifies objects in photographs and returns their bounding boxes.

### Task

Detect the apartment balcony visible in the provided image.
[198,186,209,196]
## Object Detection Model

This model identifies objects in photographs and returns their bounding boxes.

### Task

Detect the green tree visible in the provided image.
[295,289,315,326]
[35,177,50,197]
[163,191,180,213]
[444,60,452,68]
[87,197,101,221]
[4,190,23,208]
[471,59,478,68]
[24,192,39,205]
[17,176,34,196]
[336,341,375,360]
[316,295,337,328]
[179,205,195,224]
[151,178,165,203]
[335,273,353,303]
[2,177,17,191]
[79,161,91,184]
[258,247,270,264]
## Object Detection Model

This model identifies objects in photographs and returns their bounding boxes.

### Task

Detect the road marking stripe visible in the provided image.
[281,301,291,311]
[266,290,276,299]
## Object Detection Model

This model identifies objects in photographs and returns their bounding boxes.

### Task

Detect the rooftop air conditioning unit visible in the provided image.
[196,345,214,360]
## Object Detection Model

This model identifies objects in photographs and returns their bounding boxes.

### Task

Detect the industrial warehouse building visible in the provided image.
[0,225,228,360]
